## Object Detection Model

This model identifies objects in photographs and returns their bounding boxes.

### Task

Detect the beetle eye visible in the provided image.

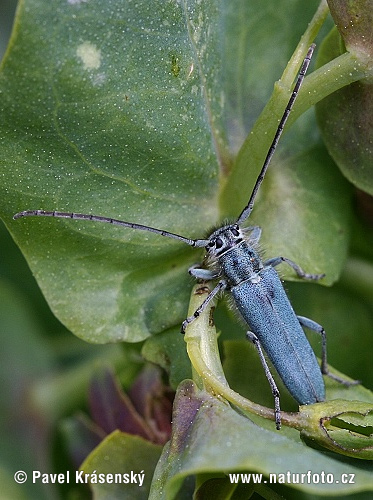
[231,227,240,237]
[216,237,223,249]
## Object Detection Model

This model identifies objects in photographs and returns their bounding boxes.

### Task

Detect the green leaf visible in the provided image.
[299,400,373,460]
[142,327,192,390]
[81,430,162,499]
[327,0,373,58]
[315,2,373,195]
[0,0,220,343]
[247,145,352,283]
[193,477,244,500]
[286,278,373,389]
[150,381,373,499]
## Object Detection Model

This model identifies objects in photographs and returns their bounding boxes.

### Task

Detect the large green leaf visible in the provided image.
[81,430,162,499]
[150,381,373,499]
[0,0,220,342]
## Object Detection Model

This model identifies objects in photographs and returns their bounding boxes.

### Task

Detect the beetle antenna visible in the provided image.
[13,210,209,247]
[236,44,315,225]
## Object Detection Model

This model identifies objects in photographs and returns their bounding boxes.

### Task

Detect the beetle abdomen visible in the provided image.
[231,266,325,404]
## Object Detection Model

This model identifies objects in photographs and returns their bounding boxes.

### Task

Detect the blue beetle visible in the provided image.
[182,223,328,428]
[14,45,357,428]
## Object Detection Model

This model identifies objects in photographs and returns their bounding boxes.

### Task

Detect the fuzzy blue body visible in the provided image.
[220,239,325,405]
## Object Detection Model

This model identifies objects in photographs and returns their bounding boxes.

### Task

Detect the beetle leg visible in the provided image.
[188,265,218,281]
[246,331,281,430]
[181,280,226,334]
[265,256,325,281]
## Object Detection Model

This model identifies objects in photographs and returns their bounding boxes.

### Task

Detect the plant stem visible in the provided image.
[220,0,370,219]
[280,0,329,88]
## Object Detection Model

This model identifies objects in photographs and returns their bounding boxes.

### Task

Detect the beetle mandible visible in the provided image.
[14,45,358,429]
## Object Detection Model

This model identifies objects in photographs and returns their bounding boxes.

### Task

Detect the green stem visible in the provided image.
[280,0,329,88]
[184,284,229,389]
[220,2,370,219]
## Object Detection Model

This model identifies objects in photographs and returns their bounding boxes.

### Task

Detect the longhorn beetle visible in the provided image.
[14,45,358,428]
